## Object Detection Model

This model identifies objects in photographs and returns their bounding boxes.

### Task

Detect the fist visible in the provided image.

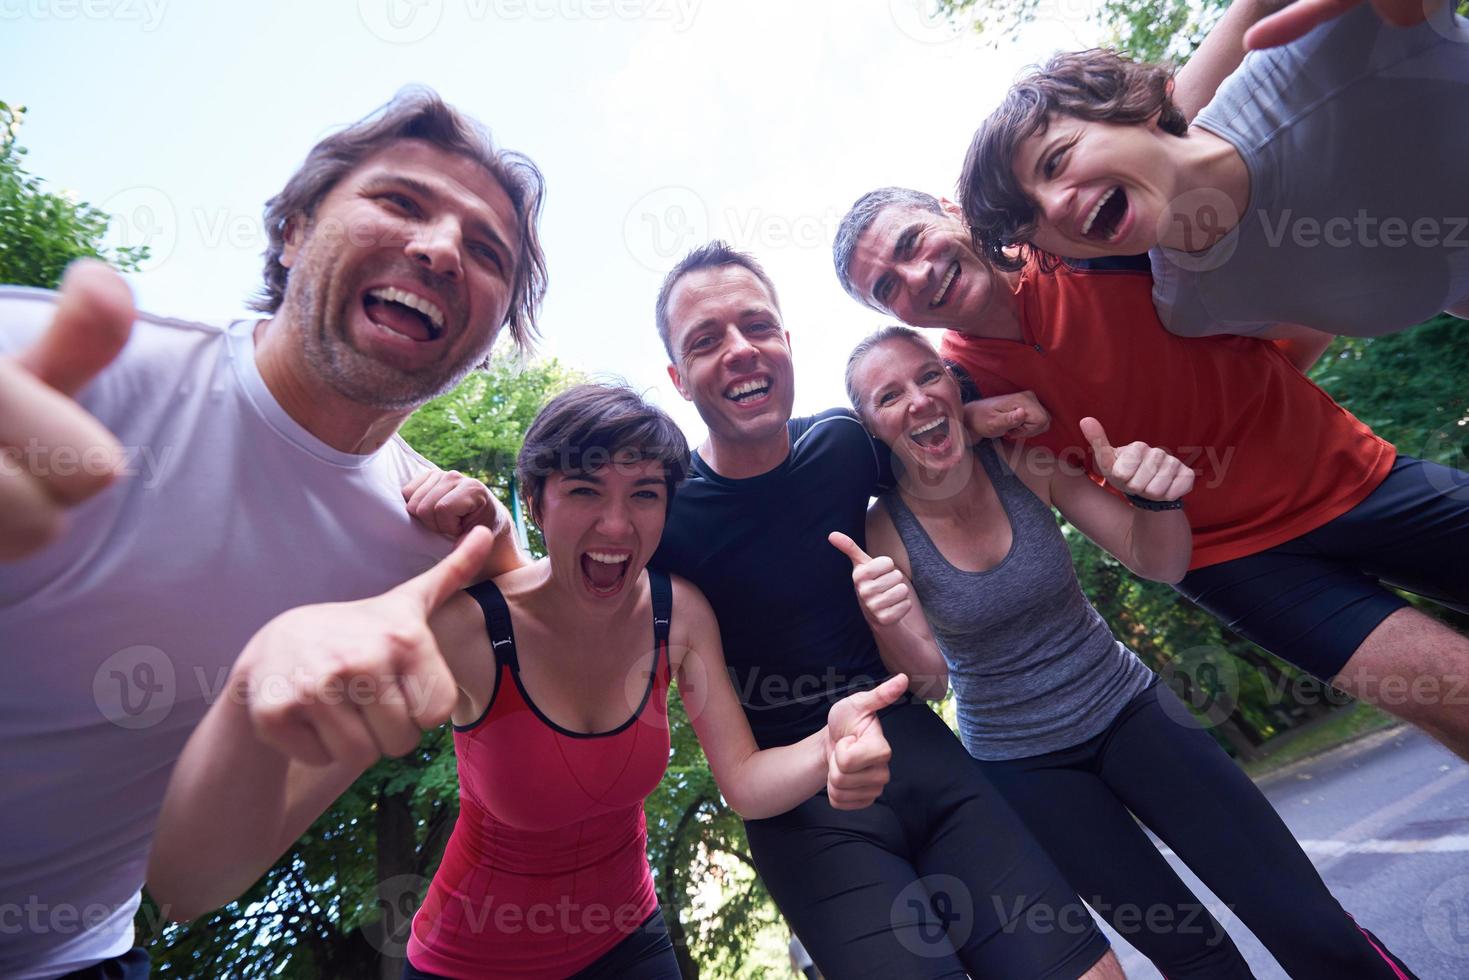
[825,674,907,809]
[829,531,911,626]
[966,390,1050,440]
[1080,417,1195,502]
[404,468,496,539]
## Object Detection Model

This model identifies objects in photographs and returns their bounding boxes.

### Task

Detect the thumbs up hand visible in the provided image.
[824,674,907,810]
[829,531,912,626]
[1080,417,1195,503]
[231,527,494,768]
[0,260,135,559]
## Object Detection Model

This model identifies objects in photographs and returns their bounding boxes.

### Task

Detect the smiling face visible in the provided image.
[1011,113,1181,259]
[664,265,796,451]
[536,456,669,605]
[850,337,967,478]
[847,203,1008,330]
[278,138,520,410]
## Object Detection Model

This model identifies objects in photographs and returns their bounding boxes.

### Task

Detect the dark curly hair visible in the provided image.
[959,48,1186,272]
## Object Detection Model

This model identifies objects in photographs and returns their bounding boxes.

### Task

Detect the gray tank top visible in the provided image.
[883,441,1154,761]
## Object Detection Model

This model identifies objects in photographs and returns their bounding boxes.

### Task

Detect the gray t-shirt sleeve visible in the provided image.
[0,287,60,355]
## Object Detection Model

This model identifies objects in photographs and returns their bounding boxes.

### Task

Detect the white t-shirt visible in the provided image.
[1151,3,1469,337]
[0,288,454,978]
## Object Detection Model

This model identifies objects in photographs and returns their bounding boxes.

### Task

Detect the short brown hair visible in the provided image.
[959,48,1186,272]
[516,383,690,520]
[252,85,548,352]
[654,240,781,362]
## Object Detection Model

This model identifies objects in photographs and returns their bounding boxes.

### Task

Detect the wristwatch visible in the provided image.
[1127,493,1185,512]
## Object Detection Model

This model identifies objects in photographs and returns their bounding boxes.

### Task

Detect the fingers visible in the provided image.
[401,469,432,502]
[827,531,871,567]
[406,470,489,538]
[395,525,494,614]
[0,459,62,560]
[1079,417,1118,475]
[827,732,893,810]
[16,259,135,396]
[1244,0,1358,49]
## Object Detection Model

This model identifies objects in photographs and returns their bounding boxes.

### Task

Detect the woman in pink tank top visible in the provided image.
[149,383,907,980]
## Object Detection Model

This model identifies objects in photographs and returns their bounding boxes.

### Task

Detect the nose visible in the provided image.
[407,215,464,281]
[721,325,759,365]
[908,386,934,414]
[1035,183,1072,231]
[596,499,634,537]
[897,257,932,295]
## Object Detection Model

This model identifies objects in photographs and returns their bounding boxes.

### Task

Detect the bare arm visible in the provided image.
[1173,0,1290,120]
[673,578,903,819]
[148,538,493,921]
[403,470,530,581]
[835,513,950,701]
[1004,429,1194,585]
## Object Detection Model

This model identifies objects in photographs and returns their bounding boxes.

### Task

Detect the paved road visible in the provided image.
[1097,726,1469,980]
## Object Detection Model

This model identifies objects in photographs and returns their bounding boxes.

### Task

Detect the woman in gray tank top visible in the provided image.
[840,326,1418,980]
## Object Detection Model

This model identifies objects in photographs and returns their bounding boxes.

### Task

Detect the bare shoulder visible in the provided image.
[864,497,913,575]
[432,590,493,679]
[1001,441,1058,507]
[667,574,719,671]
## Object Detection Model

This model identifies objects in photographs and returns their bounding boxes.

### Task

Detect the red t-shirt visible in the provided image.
[940,259,1395,570]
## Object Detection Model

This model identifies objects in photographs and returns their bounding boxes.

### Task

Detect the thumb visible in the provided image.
[850,674,910,719]
[828,530,871,568]
[397,525,494,613]
[1079,417,1116,470]
[16,260,135,396]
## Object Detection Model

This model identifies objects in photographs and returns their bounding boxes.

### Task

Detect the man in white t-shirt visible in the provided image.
[0,86,544,979]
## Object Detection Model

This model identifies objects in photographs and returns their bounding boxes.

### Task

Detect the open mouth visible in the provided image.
[908,416,951,452]
[725,377,772,405]
[580,550,631,596]
[1082,186,1128,243]
[930,261,960,309]
[363,286,446,342]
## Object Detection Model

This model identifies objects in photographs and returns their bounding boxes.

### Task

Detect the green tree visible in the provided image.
[0,101,149,287]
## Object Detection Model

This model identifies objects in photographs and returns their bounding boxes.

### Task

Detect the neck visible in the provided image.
[517,557,646,636]
[699,425,792,480]
[955,266,1025,341]
[1159,128,1251,251]
[253,318,412,455]
[900,450,987,518]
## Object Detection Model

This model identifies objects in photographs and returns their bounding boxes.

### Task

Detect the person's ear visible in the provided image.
[939,197,964,221]
[280,214,307,269]
[667,361,692,402]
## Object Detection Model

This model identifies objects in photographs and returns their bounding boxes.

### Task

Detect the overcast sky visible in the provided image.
[2,0,1101,440]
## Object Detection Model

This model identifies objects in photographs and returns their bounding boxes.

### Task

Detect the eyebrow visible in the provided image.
[362,174,515,269]
[682,307,774,349]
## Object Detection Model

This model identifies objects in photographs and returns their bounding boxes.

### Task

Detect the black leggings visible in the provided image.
[977,681,1417,980]
[402,908,681,980]
[744,699,1111,979]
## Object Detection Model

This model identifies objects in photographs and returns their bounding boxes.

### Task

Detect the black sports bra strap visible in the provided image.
[649,570,672,647]
[465,579,519,670]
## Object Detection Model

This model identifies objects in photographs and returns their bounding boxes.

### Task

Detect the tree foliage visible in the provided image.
[0,101,149,287]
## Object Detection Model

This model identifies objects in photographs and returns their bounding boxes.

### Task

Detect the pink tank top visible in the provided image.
[406,573,673,979]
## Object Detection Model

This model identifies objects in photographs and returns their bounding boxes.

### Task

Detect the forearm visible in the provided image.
[475,497,527,582]
[1123,507,1193,584]
[148,689,361,920]
[869,610,948,700]
[1173,0,1288,119]
[718,728,832,820]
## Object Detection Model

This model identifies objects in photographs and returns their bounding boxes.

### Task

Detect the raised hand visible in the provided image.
[232,526,494,768]
[0,260,134,559]
[1081,417,1195,502]
[1244,0,1438,50]
[829,531,912,626]
[825,674,908,809]
[963,390,1051,440]
[404,468,496,539]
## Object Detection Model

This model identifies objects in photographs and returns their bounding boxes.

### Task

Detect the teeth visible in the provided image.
[586,551,629,564]
[930,262,958,308]
[368,286,446,332]
[1082,187,1118,238]
[726,379,769,399]
[910,417,946,436]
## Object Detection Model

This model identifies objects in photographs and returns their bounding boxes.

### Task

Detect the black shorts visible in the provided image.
[1178,455,1469,680]
[402,908,680,980]
[743,699,1110,980]
[56,948,150,980]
